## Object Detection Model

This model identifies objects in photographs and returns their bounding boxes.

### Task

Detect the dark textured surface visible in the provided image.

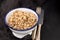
[41,0,60,40]
[0,0,60,40]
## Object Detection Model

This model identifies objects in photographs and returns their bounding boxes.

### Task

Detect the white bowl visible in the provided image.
[5,8,38,38]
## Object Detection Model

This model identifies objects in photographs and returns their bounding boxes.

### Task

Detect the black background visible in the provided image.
[0,0,60,40]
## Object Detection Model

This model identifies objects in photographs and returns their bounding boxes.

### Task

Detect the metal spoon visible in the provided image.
[32,7,44,40]
[35,7,44,40]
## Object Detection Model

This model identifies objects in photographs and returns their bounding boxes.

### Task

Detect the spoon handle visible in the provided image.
[35,24,41,40]
[32,26,37,40]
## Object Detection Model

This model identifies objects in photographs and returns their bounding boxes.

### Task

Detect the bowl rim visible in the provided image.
[5,8,39,31]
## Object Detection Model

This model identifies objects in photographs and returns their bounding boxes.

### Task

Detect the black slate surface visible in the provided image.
[0,0,60,40]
